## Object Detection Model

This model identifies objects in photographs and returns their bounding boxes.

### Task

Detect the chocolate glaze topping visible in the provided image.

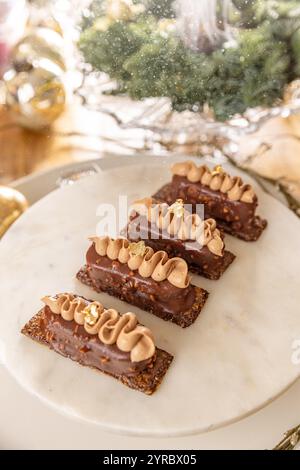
[41,305,152,377]
[153,175,267,241]
[87,244,196,317]
[172,175,257,224]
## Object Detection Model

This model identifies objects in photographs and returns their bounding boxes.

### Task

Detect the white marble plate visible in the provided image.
[1,159,300,437]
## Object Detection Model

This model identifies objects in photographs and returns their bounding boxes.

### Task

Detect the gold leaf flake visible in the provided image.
[128,241,146,257]
[169,198,184,218]
[211,165,224,176]
[83,304,100,326]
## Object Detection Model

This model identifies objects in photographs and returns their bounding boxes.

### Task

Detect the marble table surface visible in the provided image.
[1,156,300,440]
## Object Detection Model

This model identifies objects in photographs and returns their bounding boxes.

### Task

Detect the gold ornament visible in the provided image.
[12,27,66,72]
[94,17,113,32]
[36,16,63,36]
[4,61,66,130]
[106,0,144,22]
[157,19,176,36]
[0,186,28,238]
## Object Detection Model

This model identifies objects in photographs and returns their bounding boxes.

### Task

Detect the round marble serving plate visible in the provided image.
[1,159,300,437]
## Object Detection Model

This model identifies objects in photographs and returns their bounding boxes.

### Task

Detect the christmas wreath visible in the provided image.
[79,0,300,121]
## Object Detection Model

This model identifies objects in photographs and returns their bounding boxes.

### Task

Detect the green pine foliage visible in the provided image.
[79,0,300,120]
[292,28,300,75]
[80,19,152,81]
[142,0,175,18]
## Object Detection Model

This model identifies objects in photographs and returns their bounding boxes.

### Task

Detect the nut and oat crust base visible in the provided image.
[76,265,208,328]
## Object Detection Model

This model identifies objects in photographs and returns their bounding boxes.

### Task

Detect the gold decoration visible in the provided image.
[273,424,300,450]
[3,22,67,130]
[4,61,66,130]
[82,304,100,326]
[94,17,113,32]
[211,165,224,176]
[169,199,185,218]
[0,186,28,238]
[128,240,146,257]
[12,27,66,72]
[106,0,144,22]
[158,19,176,36]
[36,17,63,36]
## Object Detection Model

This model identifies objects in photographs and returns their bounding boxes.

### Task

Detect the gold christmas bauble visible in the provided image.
[106,0,144,21]
[0,186,28,238]
[106,0,133,21]
[4,61,66,130]
[94,17,113,32]
[12,27,66,72]
[158,19,176,36]
[36,16,63,36]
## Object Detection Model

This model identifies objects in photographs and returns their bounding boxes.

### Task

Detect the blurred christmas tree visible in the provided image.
[79,0,300,121]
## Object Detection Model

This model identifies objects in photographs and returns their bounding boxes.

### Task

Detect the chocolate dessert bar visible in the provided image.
[77,237,209,328]
[153,161,267,241]
[21,293,173,395]
[122,197,235,280]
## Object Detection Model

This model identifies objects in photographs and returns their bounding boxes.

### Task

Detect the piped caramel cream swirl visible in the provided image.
[90,236,190,288]
[172,161,255,203]
[132,198,224,257]
[42,294,155,363]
